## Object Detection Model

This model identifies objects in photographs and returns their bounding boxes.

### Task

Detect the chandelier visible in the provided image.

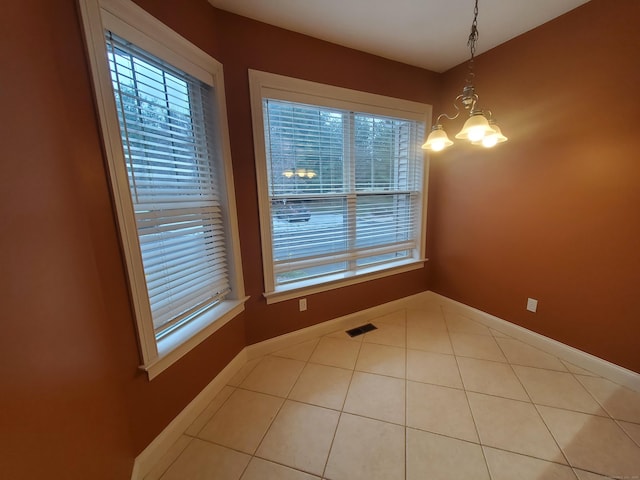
[422,0,507,152]
[282,168,317,179]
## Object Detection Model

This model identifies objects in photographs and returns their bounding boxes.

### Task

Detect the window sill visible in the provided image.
[141,297,249,380]
[263,259,427,304]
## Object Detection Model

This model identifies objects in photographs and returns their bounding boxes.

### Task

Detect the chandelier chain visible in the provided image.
[466,0,480,85]
[422,0,507,151]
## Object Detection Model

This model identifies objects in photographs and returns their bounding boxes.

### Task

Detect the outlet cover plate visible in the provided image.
[526,298,538,313]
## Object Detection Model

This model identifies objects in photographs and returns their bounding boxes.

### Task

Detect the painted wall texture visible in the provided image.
[1,0,435,478]
[428,0,640,372]
[1,0,637,478]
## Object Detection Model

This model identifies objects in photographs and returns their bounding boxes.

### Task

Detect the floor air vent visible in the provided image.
[345,323,377,338]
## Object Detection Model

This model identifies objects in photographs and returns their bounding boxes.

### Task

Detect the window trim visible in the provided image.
[249,70,431,303]
[79,0,246,379]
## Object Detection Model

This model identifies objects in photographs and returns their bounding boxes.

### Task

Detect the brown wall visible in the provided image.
[1,0,437,478]
[211,9,439,344]
[429,0,640,372]
[5,0,638,478]
[0,1,137,478]
[129,1,439,346]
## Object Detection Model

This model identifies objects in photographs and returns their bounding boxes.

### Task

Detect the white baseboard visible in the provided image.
[427,292,640,392]
[130,349,248,480]
[131,289,639,479]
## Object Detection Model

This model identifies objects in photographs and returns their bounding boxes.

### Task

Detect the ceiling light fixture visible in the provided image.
[422,0,507,152]
[282,168,317,179]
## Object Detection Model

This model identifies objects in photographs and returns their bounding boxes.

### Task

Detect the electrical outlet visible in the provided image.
[526,298,538,313]
[299,298,307,311]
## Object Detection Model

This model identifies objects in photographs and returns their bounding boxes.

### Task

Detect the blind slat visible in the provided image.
[263,98,423,286]
[107,32,230,334]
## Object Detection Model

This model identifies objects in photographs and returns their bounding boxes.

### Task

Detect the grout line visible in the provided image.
[237,335,326,478]
[187,385,237,437]
[227,356,263,388]
[613,418,640,449]
[403,308,408,480]
[571,370,640,448]
[150,302,640,479]
[443,303,493,479]
[237,350,311,479]
[572,373,616,421]
[481,442,582,468]
[320,326,367,479]
[145,435,196,480]
[249,456,324,478]
[256,335,326,478]
[494,337,573,470]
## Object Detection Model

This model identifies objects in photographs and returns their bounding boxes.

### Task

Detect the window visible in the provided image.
[80,0,245,378]
[250,71,430,302]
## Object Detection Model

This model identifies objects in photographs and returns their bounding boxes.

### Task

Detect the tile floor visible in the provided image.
[146,302,640,480]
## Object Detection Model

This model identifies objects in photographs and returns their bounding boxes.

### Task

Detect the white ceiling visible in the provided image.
[208,0,589,73]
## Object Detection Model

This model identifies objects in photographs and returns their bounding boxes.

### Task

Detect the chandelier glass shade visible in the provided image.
[423,125,454,152]
[422,0,507,152]
[282,168,317,179]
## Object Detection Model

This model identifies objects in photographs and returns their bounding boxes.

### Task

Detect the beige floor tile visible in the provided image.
[457,357,528,401]
[160,438,250,480]
[406,326,453,354]
[343,372,405,424]
[406,381,478,442]
[513,366,605,414]
[490,328,511,338]
[228,357,263,387]
[144,302,640,480]
[372,309,406,325]
[324,413,405,480]
[406,349,462,389]
[407,309,448,331]
[309,336,361,369]
[256,400,339,476]
[273,338,320,362]
[575,375,640,423]
[362,322,406,348]
[467,392,564,462]
[619,420,640,446]
[445,312,491,336]
[538,405,640,477]
[145,435,192,480]
[495,337,567,371]
[562,360,598,377]
[450,332,507,362]
[406,428,489,480]
[573,470,616,480]
[241,356,305,397]
[355,342,406,378]
[483,447,577,480]
[241,457,320,480]
[289,363,352,410]
[325,328,364,341]
[185,386,235,436]
[418,300,445,311]
[198,389,283,454]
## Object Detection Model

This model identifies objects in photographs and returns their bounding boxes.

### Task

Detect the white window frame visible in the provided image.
[79,0,246,379]
[249,70,430,304]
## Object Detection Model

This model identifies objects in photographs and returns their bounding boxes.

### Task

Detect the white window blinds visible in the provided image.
[263,99,424,287]
[106,33,230,336]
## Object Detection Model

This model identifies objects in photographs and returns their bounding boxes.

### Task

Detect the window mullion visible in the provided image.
[345,112,357,270]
